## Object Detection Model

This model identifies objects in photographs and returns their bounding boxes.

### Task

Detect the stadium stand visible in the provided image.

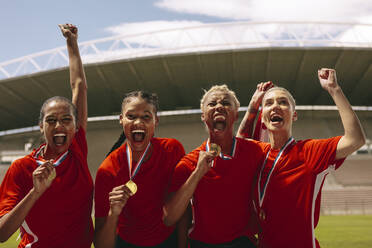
[332,156,372,187]
[0,22,371,216]
[321,188,372,215]
[0,164,10,183]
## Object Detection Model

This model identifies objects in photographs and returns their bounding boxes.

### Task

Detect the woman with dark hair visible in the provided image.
[0,24,94,247]
[94,91,188,248]
[238,68,366,247]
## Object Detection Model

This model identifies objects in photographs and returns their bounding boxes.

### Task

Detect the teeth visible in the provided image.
[54,133,66,137]
[214,115,225,121]
[53,134,66,146]
[132,130,145,142]
[132,130,145,134]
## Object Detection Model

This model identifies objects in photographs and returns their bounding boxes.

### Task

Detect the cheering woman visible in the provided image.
[238,68,366,248]
[0,24,93,247]
[94,91,188,248]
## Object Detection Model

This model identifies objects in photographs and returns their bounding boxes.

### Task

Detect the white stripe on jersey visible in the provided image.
[311,164,336,248]
[22,220,38,248]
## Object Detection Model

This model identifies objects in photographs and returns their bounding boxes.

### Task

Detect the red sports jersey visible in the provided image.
[170,137,265,244]
[94,137,185,246]
[0,128,94,248]
[254,137,344,248]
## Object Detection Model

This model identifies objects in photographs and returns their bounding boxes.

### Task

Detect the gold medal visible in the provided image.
[209,143,221,156]
[125,180,137,195]
[48,168,56,181]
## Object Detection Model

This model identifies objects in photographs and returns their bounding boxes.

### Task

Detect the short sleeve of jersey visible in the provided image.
[0,159,27,217]
[165,139,186,170]
[70,127,87,159]
[94,156,116,218]
[303,136,345,173]
[169,150,199,192]
[248,138,270,157]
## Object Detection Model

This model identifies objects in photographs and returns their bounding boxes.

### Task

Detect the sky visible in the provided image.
[1,0,372,63]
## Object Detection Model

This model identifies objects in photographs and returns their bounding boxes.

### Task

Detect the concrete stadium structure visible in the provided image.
[0,22,371,214]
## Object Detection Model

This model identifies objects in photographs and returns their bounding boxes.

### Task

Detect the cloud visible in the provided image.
[86,2,372,65]
[105,20,204,36]
[155,0,372,22]
[95,20,267,62]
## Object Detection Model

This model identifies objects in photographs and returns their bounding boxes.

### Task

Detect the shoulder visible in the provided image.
[236,137,269,151]
[178,144,203,167]
[300,136,342,149]
[154,137,184,152]
[76,126,86,138]
[97,145,124,175]
[70,127,87,155]
[4,155,35,180]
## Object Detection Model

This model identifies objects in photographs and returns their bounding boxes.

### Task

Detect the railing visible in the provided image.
[1,22,372,79]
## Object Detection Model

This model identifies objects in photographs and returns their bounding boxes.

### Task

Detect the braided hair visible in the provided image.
[106,91,159,157]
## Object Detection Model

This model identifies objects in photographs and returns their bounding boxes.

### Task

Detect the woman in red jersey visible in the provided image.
[0,24,94,247]
[94,91,189,248]
[238,68,366,248]
[163,85,265,248]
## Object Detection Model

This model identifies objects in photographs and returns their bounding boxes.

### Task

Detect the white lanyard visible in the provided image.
[258,137,295,207]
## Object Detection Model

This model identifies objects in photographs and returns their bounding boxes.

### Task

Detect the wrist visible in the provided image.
[327,85,342,96]
[108,211,119,220]
[248,107,258,114]
[247,104,259,114]
[248,100,260,112]
[192,166,206,180]
[66,37,78,47]
[29,188,42,200]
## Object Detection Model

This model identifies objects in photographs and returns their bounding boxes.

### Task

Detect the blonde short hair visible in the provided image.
[263,87,296,109]
[200,84,240,111]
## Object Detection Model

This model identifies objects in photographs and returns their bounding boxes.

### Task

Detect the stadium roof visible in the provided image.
[1,22,372,132]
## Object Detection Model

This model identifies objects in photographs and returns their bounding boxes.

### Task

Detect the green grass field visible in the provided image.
[2,215,372,247]
[315,215,372,248]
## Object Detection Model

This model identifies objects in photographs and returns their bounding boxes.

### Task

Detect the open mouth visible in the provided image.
[213,120,226,131]
[270,115,283,123]
[132,130,145,142]
[53,133,66,146]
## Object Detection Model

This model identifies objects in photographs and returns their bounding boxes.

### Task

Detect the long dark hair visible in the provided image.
[106,91,159,157]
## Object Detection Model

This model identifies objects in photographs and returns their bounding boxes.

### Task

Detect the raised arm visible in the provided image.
[59,24,88,130]
[163,151,215,226]
[237,81,273,139]
[318,68,366,160]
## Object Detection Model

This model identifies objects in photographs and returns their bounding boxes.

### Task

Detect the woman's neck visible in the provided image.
[269,130,292,150]
[42,145,59,160]
[132,143,152,163]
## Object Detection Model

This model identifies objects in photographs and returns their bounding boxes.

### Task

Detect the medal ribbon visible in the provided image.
[126,142,151,180]
[205,137,236,166]
[258,137,295,207]
[33,144,69,167]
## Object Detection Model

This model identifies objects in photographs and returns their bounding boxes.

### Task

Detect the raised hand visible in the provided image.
[250,81,274,110]
[58,23,78,40]
[196,150,217,176]
[109,185,133,216]
[318,68,338,92]
[317,67,365,160]
[32,160,55,195]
